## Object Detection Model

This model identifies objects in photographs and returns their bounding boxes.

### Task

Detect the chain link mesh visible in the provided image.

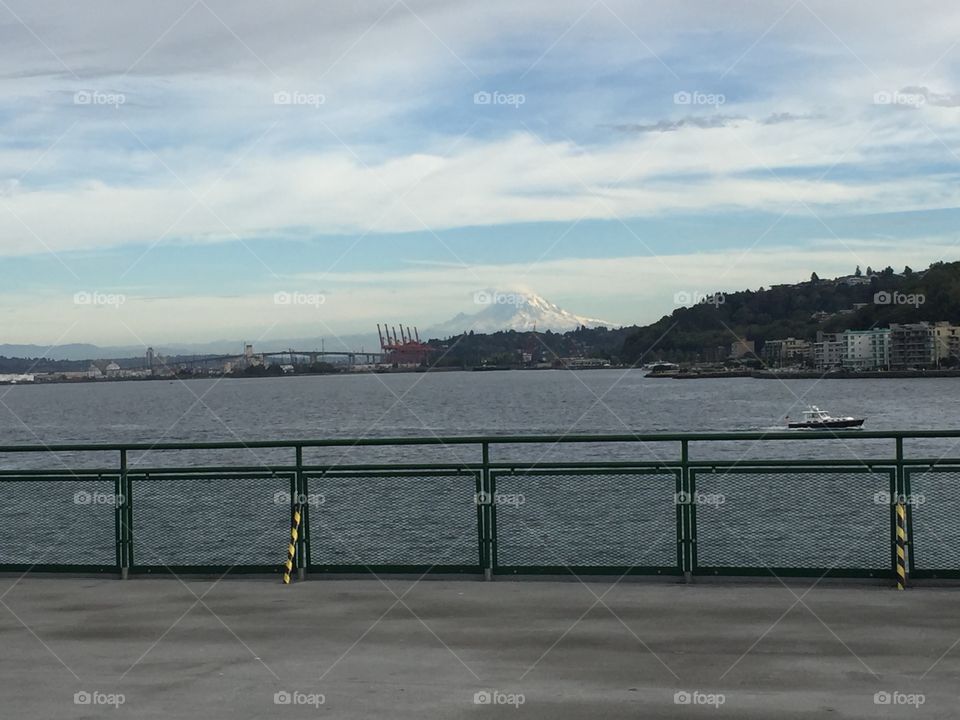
[906,469,960,572]
[493,470,679,569]
[131,474,291,567]
[694,469,892,570]
[0,476,117,566]
[307,472,480,568]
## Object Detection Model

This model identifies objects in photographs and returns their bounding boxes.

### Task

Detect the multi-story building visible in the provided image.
[812,332,844,370]
[842,329,890,370]
[761,337,812,367]
[729,339,755,359]
[932,322,960,366]
[889,323,935,369]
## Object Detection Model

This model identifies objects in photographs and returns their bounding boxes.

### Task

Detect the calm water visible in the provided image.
[1,371,960,467]
[2,371,959,570]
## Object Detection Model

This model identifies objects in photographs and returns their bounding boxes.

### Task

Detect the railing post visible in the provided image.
[482,442,493,581]
[681,439,693,582]
[296,445,307,581]
[895,436,908,588]
[119,449,129,580]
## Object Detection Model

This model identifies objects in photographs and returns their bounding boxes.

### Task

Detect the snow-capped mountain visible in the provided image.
[424,291,611,338]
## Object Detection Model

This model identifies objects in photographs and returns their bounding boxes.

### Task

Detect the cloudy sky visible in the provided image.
[2,0,960,346]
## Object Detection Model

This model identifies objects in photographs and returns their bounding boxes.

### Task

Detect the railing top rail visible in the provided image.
[1,429,959,453]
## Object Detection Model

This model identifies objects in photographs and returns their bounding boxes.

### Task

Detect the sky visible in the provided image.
[2,0,960,347]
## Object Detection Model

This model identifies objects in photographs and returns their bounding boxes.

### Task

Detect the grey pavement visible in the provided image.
[0,576,957,718]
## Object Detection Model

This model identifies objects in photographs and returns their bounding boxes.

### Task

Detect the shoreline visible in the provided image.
[649,369,960,379]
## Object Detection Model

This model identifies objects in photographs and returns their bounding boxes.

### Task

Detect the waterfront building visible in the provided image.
[729,339,755,359]
[761,338,811,367]
[812,332,844,370]
[841,329,890,370]
[889,323,935,369]
[932,322,960,366]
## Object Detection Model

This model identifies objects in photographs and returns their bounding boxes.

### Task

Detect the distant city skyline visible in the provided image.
[2,1,960,344]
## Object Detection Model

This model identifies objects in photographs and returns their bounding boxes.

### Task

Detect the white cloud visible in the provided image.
[2,113,960,259]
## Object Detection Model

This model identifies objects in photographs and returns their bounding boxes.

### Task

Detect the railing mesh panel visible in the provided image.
[307,473,480,568]
[0,476,117,566]
[130,474,291,567]
[906,469,960,572]
[493,470,678,569]
[694,469,892,570]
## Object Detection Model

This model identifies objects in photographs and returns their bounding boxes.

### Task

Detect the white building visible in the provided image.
[842,329,890,370]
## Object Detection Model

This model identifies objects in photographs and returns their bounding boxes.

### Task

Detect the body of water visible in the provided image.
[1,370,959,464]
[2,371,957,571]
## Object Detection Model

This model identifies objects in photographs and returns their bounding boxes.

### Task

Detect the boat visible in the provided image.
[786,406,865,430]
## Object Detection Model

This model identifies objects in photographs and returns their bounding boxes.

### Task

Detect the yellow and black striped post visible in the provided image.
[895,501,907,590]
[283,504,302,585]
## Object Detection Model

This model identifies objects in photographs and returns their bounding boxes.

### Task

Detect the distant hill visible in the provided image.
[620,261,960,364]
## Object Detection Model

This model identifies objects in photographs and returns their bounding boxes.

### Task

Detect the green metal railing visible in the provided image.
[2,430,960,582]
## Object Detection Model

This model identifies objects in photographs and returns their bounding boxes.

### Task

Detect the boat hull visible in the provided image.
[787,418,865,430]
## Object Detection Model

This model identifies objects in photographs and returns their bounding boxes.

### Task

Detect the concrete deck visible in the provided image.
[0,576,957,718]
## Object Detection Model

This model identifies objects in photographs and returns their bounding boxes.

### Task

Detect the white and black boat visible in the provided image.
[786,406,865,430]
